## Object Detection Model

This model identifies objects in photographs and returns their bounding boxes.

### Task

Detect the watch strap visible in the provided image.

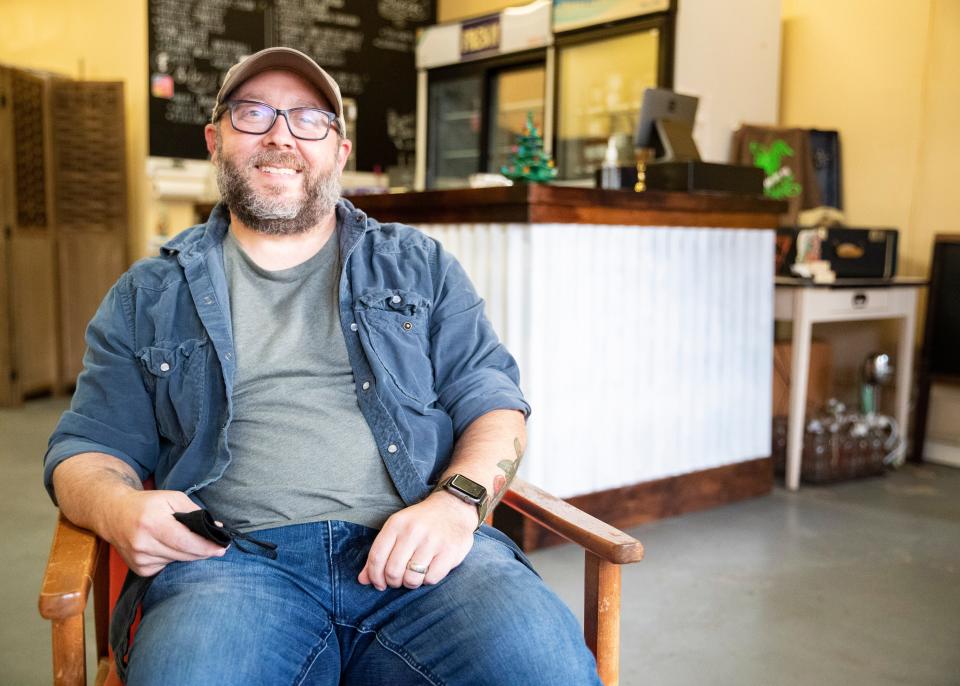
[434,475,488,531]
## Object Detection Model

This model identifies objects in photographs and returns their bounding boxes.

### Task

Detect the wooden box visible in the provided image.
[773,339,832,415]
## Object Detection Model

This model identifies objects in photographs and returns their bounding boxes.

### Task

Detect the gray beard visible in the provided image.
[214,132,342,236]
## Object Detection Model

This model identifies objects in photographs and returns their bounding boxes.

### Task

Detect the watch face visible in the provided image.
[450,474,486,501]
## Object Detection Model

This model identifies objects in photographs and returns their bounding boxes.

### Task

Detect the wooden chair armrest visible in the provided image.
[39,512,101,620]
[502,478,644,564]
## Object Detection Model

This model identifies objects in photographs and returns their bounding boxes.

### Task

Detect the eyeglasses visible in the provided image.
[216,99,339,141]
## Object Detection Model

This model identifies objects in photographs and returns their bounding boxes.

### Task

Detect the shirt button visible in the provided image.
[350,322,358,331]
[203,296,214,305]
[225,352,233,360]
[362,381,371,391]
[387,444,398,454]
[159,362,170,372]
[391,295,401,304]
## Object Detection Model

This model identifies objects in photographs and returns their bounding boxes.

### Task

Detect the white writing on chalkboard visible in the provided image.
[327,70,367,96]
[165,93,215,126]
[374,26,414,52]
[378,0,430,24]
[387,108,416,152]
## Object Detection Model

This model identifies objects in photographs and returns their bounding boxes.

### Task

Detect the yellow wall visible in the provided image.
[908,0,960,276]
[781,0,960,446]
[781,0,959,278]
[906,0,960,446]
[0,0,151,260]
[438,0,518,23]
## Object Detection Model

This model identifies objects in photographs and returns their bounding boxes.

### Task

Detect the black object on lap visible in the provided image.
[173,509,278,558]
[173,509,232,546]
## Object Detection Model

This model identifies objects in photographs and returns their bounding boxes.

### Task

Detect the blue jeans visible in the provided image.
[126,521,601,685]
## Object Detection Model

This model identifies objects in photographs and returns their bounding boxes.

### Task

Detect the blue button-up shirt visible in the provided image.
[44,199,530,506]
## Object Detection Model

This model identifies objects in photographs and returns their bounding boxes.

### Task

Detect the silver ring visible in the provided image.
[406,561,428,575]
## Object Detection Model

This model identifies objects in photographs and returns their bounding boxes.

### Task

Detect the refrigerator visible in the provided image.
[426,58,547,189]
[554,21,669,180]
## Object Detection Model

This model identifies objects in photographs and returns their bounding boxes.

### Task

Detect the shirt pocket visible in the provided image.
[136,338,208,445]
[354,288,435,405]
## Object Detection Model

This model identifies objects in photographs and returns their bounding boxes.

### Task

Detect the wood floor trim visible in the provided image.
[494,457,774,552]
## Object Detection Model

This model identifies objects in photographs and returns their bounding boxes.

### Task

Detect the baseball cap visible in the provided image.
[212,47,346,137]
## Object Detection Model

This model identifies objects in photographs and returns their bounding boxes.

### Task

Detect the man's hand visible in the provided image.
[102,489,228,577]
[357,410,526,591]
[358,491,477,590]
[52,453,227,578]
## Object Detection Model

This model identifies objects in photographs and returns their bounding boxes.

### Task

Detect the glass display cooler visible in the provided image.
[426,59,547,189]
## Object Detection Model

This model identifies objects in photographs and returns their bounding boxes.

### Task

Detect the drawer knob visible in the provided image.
[853,292,868,308]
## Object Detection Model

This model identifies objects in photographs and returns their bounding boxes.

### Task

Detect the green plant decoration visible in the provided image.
[750,139,802,200]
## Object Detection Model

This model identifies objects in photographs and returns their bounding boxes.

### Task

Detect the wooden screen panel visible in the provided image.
[1,66,59,404]
[51,81,127,234]
[11,233,58,394]
[0,68,16,404]
[50,80,129,387]
[11,70,49,229]
[57,232,126,383]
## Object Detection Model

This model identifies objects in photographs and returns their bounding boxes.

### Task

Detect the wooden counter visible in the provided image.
[351,183,785,229]
[351,186,787,551]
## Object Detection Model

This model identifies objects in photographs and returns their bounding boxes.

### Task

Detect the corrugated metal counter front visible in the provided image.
[352,185,785,548]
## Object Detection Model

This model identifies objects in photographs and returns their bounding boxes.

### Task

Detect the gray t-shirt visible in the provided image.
[200,228,404,532]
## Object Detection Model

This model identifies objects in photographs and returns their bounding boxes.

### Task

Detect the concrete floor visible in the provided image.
[2,397,958,685]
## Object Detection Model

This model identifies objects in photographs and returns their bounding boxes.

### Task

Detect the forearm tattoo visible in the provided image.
[100,466,144,491]
[488,437,524,511]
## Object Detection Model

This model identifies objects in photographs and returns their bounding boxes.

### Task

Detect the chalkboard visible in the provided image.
[148,0,434,171]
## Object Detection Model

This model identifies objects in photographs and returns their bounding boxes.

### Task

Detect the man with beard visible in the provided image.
[43,48,601,685]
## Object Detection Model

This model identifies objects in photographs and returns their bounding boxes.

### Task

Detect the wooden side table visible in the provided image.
[774,277,926,491]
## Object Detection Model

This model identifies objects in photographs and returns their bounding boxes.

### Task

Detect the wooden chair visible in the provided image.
[39,478,644,686]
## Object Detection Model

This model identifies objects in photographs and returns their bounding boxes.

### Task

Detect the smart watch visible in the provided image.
[434,474,488,530]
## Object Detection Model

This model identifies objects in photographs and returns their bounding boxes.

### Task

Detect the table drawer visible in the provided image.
[827,288,891,316]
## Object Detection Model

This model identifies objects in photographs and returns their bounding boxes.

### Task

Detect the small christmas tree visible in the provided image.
[500,112,557,183]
